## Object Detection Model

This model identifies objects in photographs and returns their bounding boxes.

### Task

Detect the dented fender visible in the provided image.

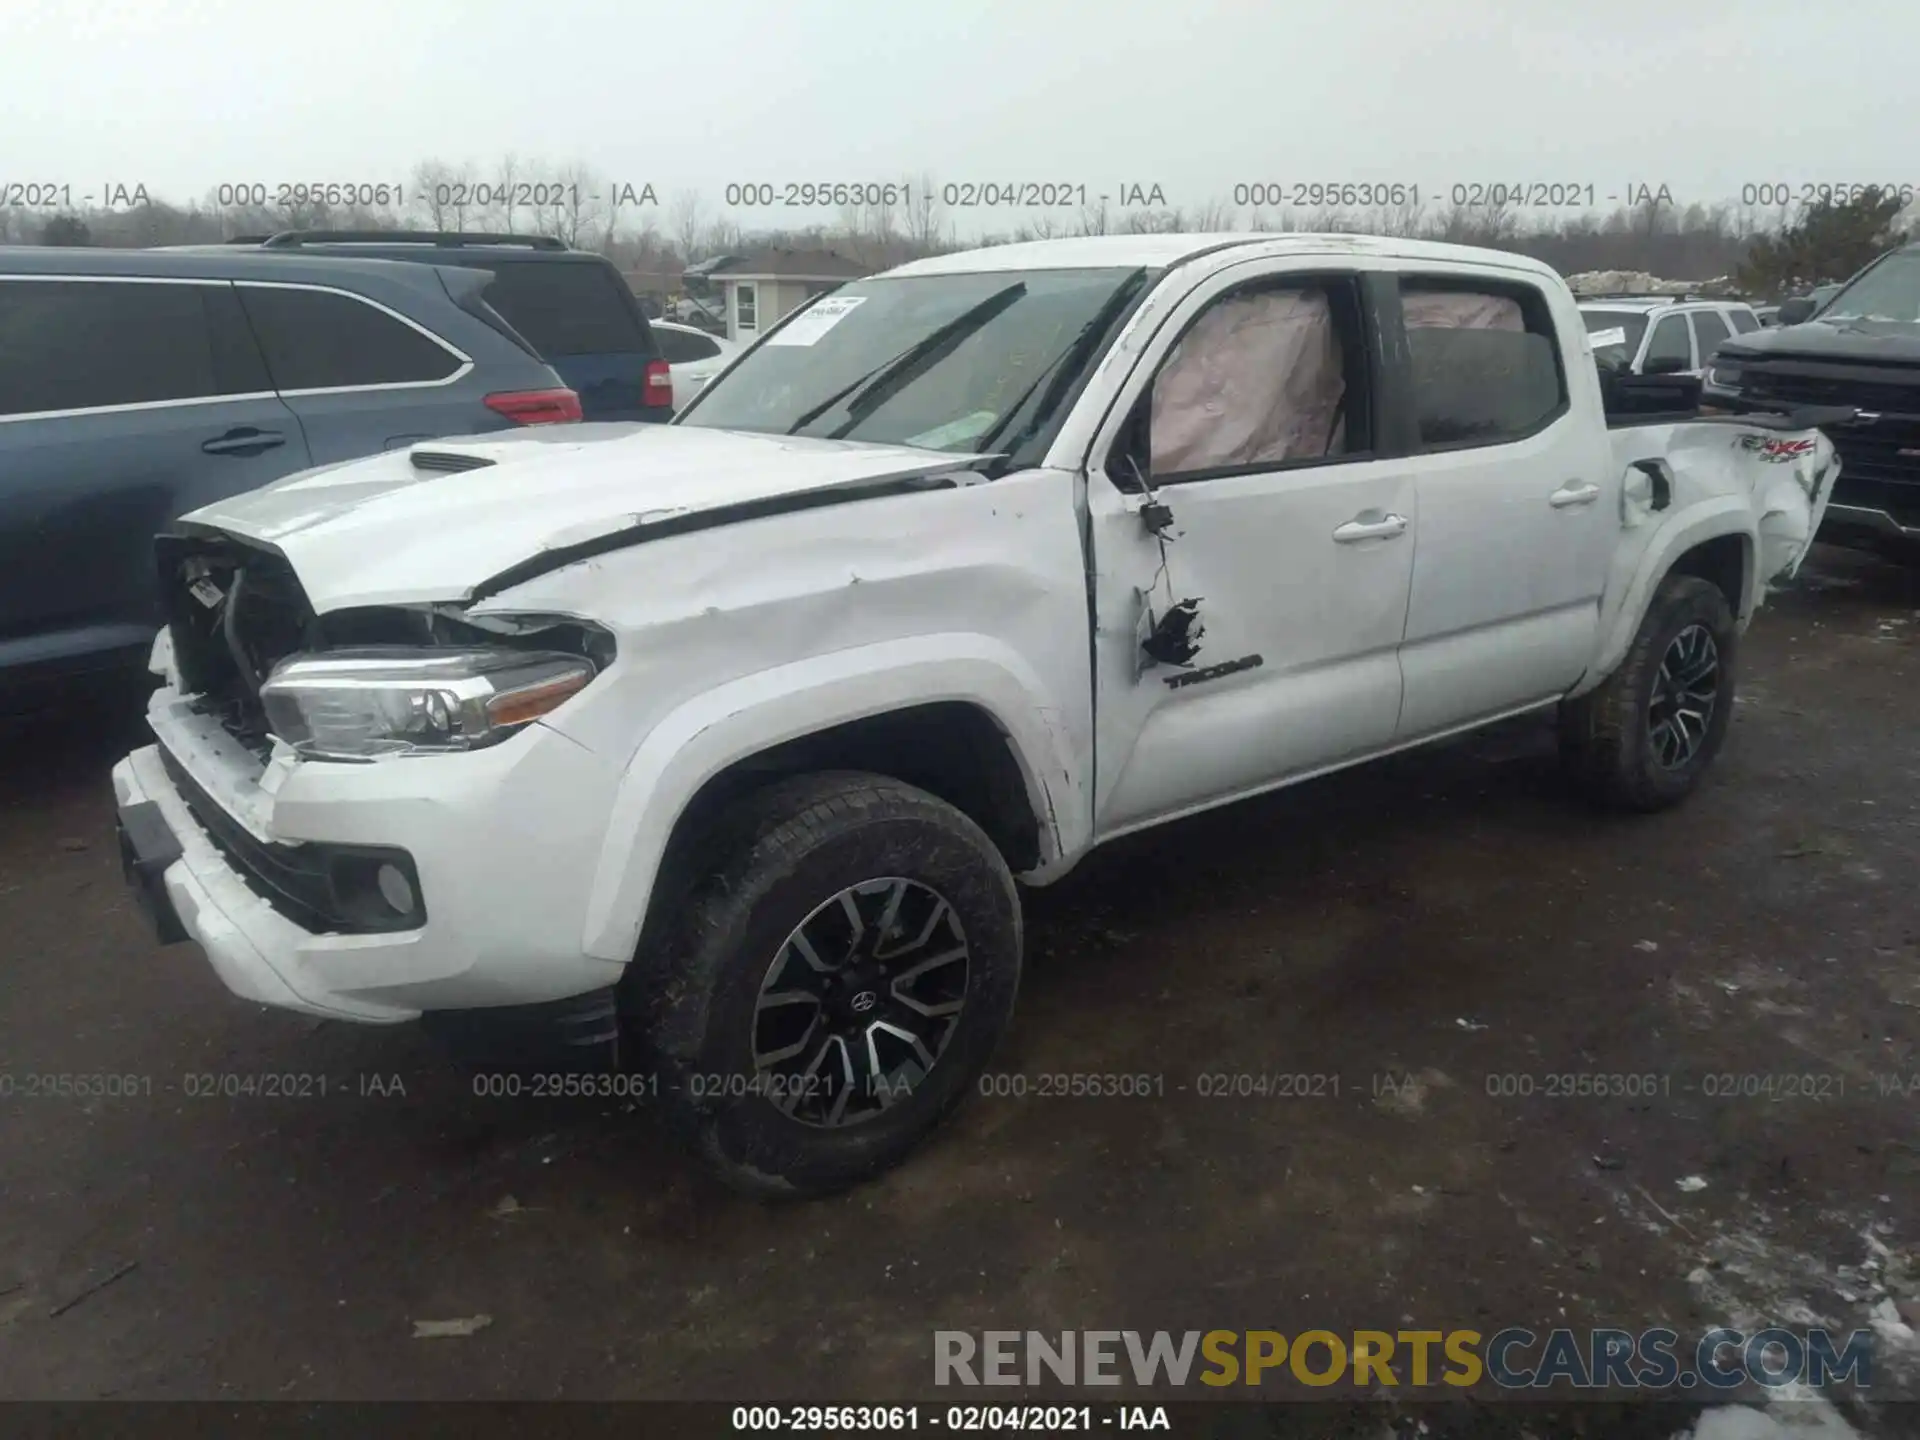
[1572,424,1836,697]
[576,637,1087,964]
[1574,496,1757,696]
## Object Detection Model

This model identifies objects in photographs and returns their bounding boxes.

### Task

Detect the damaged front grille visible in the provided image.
[154,530,618,760]
[157,534,318,760]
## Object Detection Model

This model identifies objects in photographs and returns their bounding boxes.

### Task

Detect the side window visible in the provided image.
[0,278,265,418]
[1146,278,1368,481]
[237,285,463,392]
[656,327,718,363]
[1399,279,1567,447]
[1643,314,1692,370]
[1727,307,1760,334]
[735,282,758,332]
[1691,308,1731,359]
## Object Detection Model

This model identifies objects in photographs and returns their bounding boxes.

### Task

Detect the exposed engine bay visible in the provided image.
[154,531,613,760]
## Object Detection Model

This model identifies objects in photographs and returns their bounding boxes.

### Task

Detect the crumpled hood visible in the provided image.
[177,425,983,611]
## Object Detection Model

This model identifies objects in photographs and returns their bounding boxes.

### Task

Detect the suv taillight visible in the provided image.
[484,388,583,425]
[644,358,674,409]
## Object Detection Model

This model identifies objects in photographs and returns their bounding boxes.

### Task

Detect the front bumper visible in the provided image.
[111,689,630,1023]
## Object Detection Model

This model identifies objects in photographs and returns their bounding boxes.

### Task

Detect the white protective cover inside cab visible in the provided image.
[1400,289,1524,333]
[1149,288,1347,472]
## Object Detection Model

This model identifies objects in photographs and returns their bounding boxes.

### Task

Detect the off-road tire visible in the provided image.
[624,771,1022,1198]
[1559,574,1737,812]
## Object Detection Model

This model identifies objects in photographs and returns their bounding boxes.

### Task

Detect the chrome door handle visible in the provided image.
[1332,512,1409,543]
[1550,481,1602,507]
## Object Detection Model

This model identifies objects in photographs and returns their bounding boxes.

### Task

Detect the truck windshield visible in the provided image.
[1581,309,1649,368]
[677,267,1147,458]
[1822,251,1920,323]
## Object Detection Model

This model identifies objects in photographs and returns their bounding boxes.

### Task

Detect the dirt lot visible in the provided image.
[2,546,1917,1432]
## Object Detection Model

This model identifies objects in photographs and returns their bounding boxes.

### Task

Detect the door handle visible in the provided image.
[1332,511,1409,543]
[201,427,286,458]
[1550,481,1601,507]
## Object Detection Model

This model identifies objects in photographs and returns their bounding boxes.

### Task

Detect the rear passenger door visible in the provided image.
[0,276,309,665]
[1389,274,1618,739]
[658,325,727,402]
[235,282,482,461]
[1689,308,1731,371]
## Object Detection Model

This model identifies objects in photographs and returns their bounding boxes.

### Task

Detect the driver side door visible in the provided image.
[1083,260,1418,838]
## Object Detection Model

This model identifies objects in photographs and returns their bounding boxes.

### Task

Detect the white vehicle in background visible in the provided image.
[1579,297,1764,377]
[114,233,1838,1197]
[652,320,743,405]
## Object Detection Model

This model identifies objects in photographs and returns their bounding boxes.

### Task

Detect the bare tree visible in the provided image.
[534,161,607,249]
[492,153,524,232]
[1073,196,1112,236]
[1380,193,1425,238]
[1187,198,1234,233]
[413,159,456,230]
[905,173,947,251]
[670,188,706,264]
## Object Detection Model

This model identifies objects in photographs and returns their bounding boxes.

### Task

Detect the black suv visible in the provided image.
[208,232,672,422]
[1703,243,1920,557]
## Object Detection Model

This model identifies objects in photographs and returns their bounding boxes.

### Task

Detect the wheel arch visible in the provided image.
[1572,502,1756,698]
[579,637,1086,964]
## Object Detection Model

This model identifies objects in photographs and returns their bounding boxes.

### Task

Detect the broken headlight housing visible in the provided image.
[259,648,596,761]
[1706,360,1744,389]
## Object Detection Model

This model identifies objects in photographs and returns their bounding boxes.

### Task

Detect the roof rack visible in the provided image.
[1577,291,1718,303]
[255,230,568,251]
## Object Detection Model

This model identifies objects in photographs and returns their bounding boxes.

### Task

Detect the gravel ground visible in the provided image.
[1,545,1916,1435]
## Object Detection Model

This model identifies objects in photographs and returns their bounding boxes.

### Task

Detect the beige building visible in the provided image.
[713,248,868,343]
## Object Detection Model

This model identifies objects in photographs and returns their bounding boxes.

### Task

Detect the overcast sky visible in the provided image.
[5,0,1916,230]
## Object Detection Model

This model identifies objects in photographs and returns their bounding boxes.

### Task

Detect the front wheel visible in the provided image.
[1559,574,1738,812]
[625,772,1022,1197]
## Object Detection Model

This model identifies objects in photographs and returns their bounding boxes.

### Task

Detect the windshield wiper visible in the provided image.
[779,284,1027,438]
[972,269,1149,466]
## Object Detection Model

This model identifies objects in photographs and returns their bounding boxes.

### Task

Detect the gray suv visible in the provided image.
[0,246,577,706]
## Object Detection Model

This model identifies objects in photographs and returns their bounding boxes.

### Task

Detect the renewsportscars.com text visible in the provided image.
[934,1327,1875,1391]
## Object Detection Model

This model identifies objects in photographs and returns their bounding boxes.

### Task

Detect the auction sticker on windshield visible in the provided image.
[767,295,867,346]
[1588,327,1628,349]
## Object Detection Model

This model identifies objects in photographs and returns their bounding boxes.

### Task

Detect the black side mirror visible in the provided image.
[1605,370,1703,418]
[1109,396,1153,493]
[1777,297,1816,326]
[1643,355,1689,376]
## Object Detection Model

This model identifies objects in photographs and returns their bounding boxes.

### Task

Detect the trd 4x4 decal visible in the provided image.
[1735,433,1818,463]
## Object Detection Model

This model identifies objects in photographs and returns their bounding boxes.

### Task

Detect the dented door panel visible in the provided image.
[1086,462,1416,837]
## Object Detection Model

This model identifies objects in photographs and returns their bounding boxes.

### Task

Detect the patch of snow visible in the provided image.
[1677,1386,1865,1439]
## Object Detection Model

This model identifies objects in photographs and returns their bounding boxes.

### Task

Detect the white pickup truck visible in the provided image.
[113,233,1838,1195]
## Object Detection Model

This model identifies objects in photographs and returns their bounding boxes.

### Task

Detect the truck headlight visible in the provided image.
[259,648,596,760]
[1707,362,1744,389]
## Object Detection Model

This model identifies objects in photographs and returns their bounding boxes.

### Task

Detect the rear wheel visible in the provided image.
[625,772,1022,1197]
[1559,574,1737,812]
